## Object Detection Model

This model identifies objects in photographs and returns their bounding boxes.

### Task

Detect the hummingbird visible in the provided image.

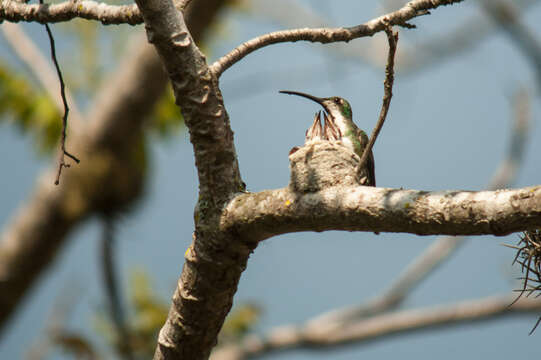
[280,90,375,187]
[306,110,323,143]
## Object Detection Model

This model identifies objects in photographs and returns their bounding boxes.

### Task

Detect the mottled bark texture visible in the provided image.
[222,143,541,240]
[134,1,250,359]
[0,0,228,334]
[0,0,143,25]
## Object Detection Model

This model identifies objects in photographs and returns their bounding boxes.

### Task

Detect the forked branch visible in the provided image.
[210,0,464,77]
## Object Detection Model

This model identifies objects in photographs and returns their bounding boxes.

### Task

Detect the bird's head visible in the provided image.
[280,90,352,122]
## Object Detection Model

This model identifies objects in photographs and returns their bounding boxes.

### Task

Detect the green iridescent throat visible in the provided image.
[341,103,352,118]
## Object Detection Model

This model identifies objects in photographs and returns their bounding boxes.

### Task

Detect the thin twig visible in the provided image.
[37,0,80,185]
[358,27,397,172]
[210,0,464,77]
[251,0,540,76]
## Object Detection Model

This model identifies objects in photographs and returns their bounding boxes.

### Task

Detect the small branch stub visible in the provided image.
[289,141,365,193]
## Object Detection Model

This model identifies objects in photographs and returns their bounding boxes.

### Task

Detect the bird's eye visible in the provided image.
[334,97,340,104]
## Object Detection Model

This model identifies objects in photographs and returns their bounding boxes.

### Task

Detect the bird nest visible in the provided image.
[288,141,362,193]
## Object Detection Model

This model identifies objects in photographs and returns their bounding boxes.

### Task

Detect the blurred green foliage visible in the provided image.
[151,87,185,139]
[0,60,184,157]
[0,62,62,152]
[93,269,168,359]
[92,269,261,359]
[219,302,262,344]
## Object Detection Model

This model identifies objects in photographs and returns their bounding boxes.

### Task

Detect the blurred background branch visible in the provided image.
[0,0,231,336]
[212,296,541,360]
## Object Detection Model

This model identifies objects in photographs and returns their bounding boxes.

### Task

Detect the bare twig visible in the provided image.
[251,0,541,76]
[358,27,397,172]
[37,2,80,185]
[212,296,541,359]
[1,22,83,128]
[210,0,464,77]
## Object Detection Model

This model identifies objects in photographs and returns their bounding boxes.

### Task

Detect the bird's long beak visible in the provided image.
[279,90,326,109]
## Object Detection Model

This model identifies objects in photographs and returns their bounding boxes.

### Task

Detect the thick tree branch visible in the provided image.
[0,0,142,25]
[212,296,541,359]
[210,0,464,77]
[0,0,192,25]
[134,1,249,359]
[223,184,541,239]
[135,0,242,201]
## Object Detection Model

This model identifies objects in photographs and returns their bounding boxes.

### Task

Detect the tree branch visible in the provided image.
[250,0,540,75]
[223,184,541,239]
[358,27,397,172]
[0,0,193,25]
[212,296,541,359]
[210,0,464,77]
[0,0,143,25]
[134,1,248,359]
